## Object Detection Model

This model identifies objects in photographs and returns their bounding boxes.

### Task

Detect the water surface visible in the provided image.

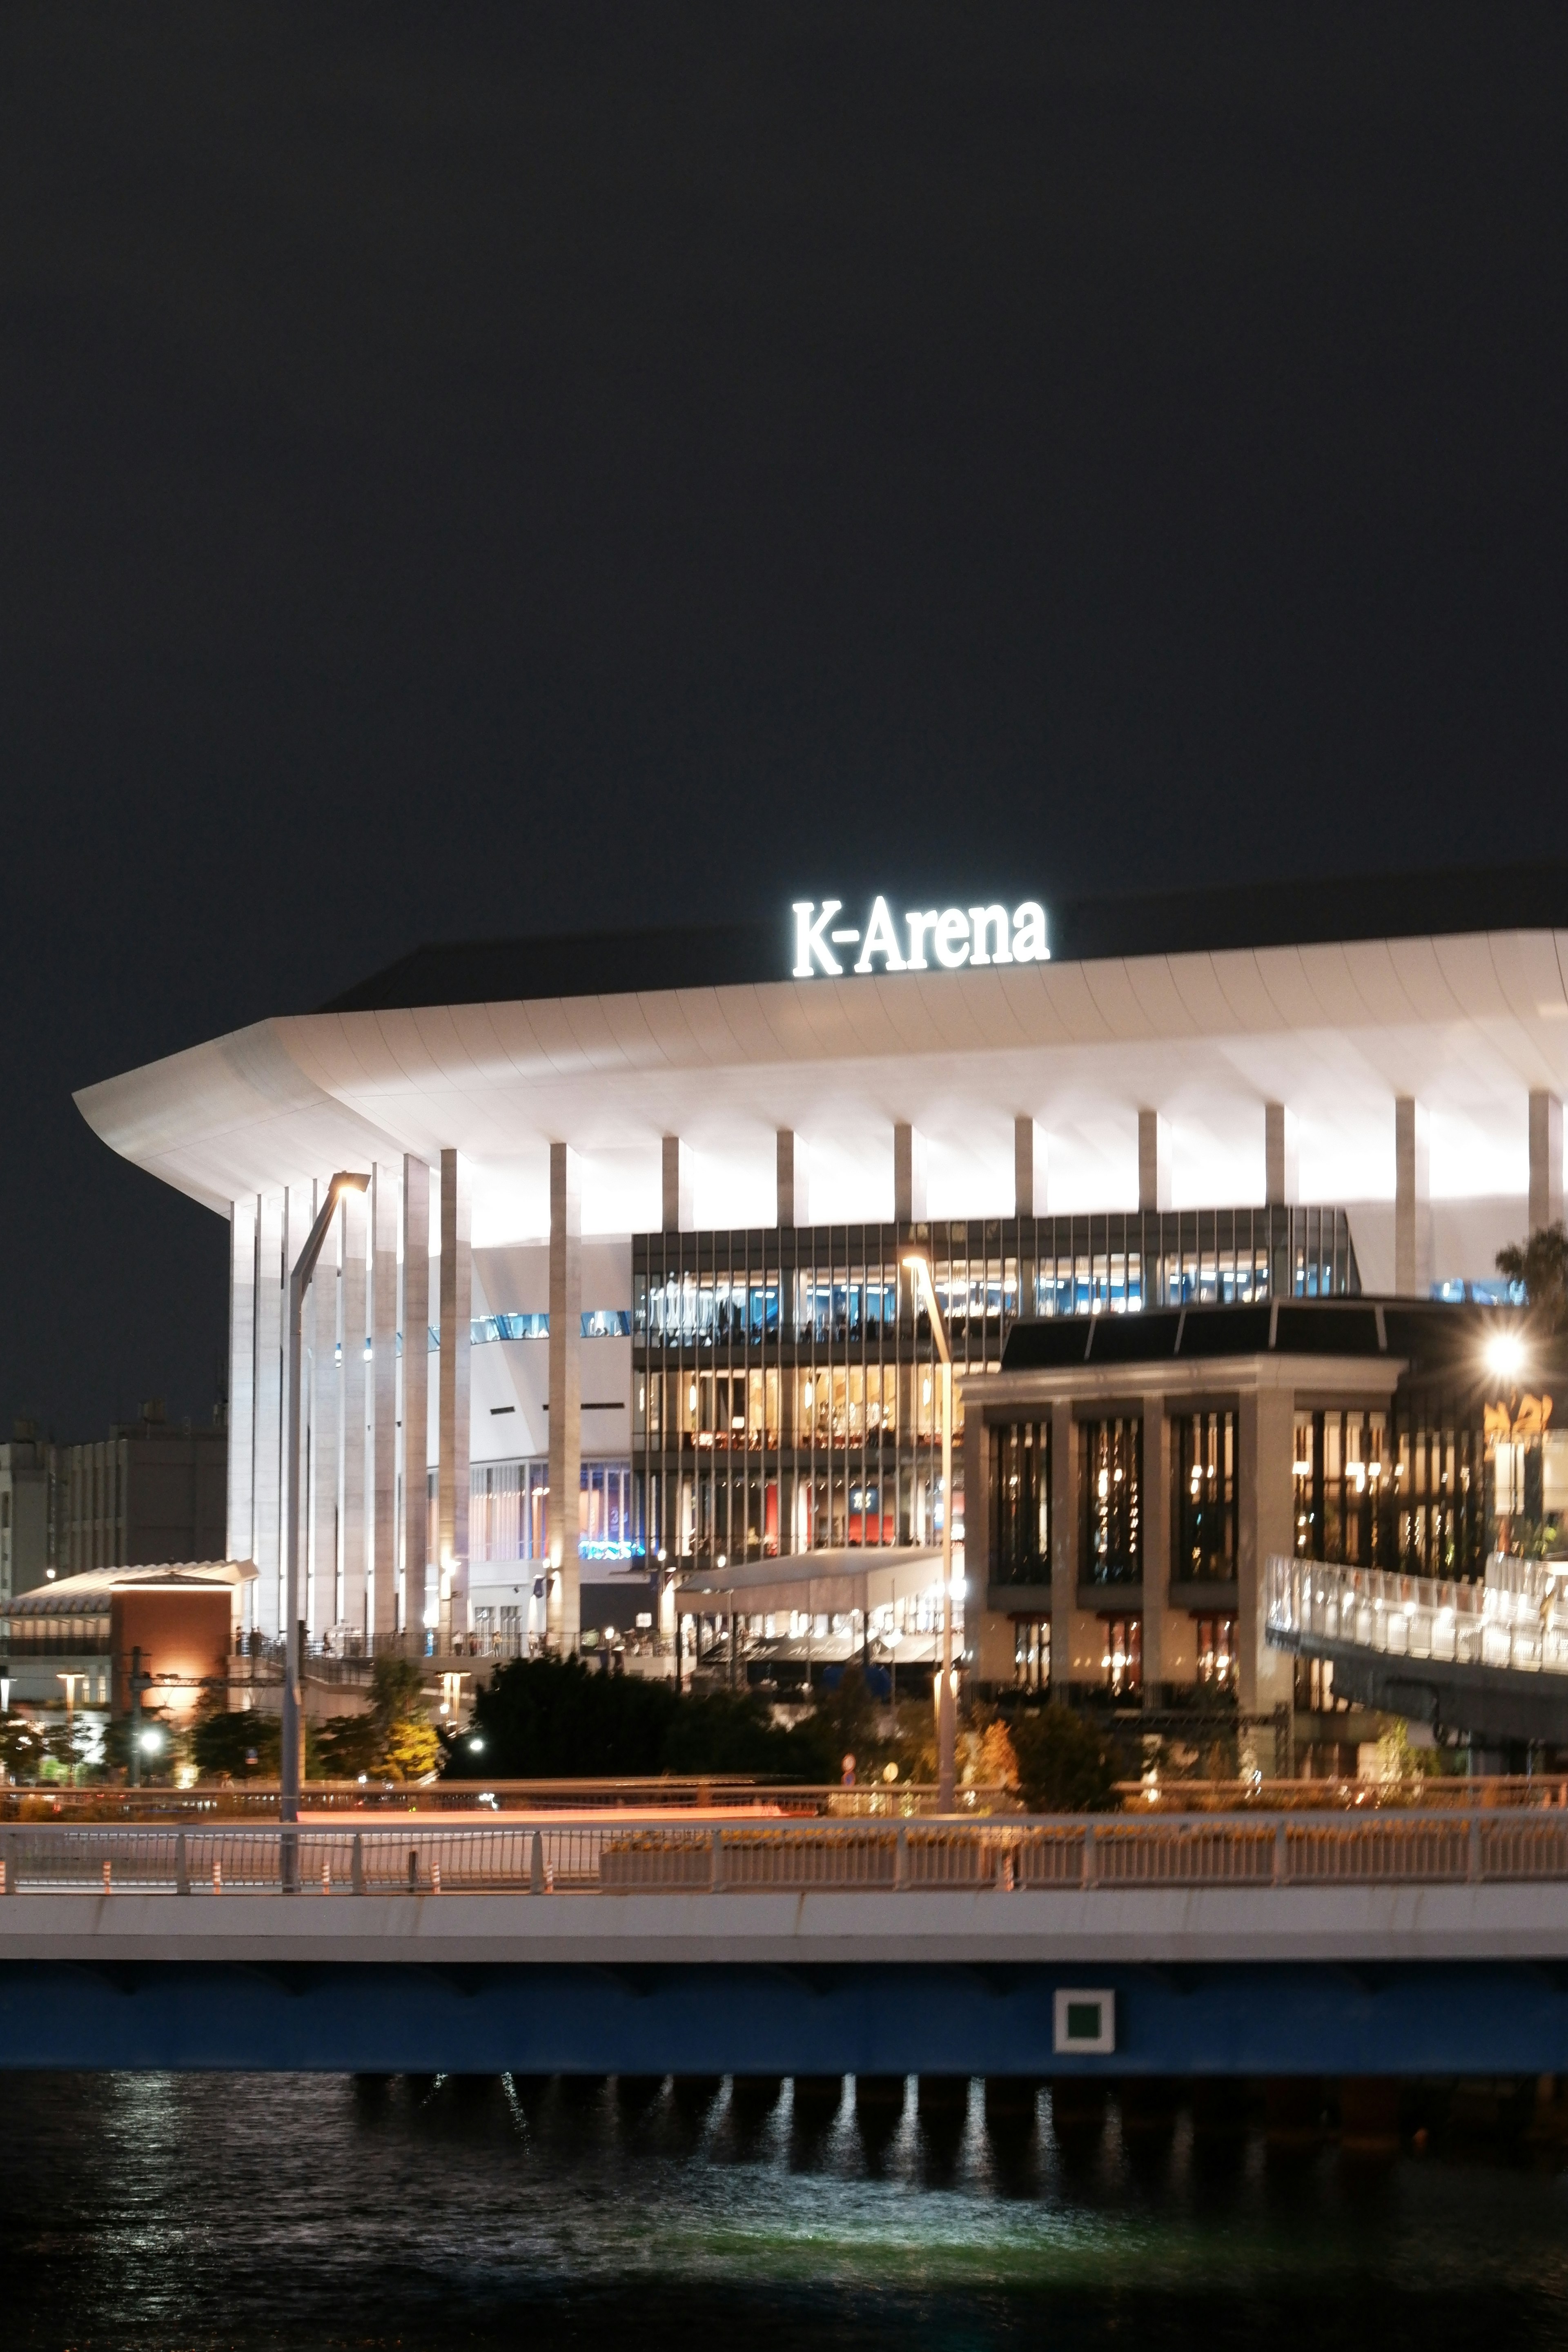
[4,2073,1567,2350]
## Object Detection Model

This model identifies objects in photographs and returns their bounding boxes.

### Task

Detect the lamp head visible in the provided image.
[1487,1330,1526,1383]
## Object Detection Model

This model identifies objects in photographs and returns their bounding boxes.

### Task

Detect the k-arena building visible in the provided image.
[76,869,1568,1723]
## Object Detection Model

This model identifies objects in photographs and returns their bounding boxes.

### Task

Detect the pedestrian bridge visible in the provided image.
[4,1810,1568,2080]
[1268,1551,1568,1744]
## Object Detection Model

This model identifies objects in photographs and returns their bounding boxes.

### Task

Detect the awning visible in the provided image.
[675,1545,945,1618]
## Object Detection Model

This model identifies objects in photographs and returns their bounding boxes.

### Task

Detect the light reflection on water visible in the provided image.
[3,2073,1568,2349]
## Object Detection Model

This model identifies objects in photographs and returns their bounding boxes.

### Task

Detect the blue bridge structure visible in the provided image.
[3,1810,1568,2080]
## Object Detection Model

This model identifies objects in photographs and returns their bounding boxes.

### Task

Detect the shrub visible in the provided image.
[1010,1704,1120,1813]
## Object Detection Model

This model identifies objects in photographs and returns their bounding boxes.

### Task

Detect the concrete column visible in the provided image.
[776,1129,808,1227]
[1140,1396,1169,1708]
[226,1199,256,1568]
[1014,1116,1045,1218]
[437,1149,472,1648]
[894,1122,927,1221]
[1394,1096,1432,1297]
[1238,1381,1296,1717]
[1138,1110,1170,1213]
[1530,1091,1564,1233]
[1264,1103,1298,1206]
[251,1192,285,1635]
[370,1162,399,1640]
[309,1196,339,1633]
[1049,1399,1077,1696]
[281,1185,316,1637]
[661,1134,693,1232]
[548,1142,582,1650]
[400,1158,431,1634]
[339,1181,368,1636]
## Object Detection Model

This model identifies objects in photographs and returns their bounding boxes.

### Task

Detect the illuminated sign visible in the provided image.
[791,896,1049,978]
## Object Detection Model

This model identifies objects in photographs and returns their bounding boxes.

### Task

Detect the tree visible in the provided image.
[446,1655,809,1781]
[1010,1705,1120,1813]
[1496,1224,1568,1328]
[191,1708,281,1780]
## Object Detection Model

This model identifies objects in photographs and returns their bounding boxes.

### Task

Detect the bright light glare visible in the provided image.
[1487,1332,1526,1381]
[139,1729,163,1751]
[469,1736,485,1752]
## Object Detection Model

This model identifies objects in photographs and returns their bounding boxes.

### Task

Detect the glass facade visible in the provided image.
[1101,1613,1141,1696]
[1080,1417,1143,1584]
[469,1459,637,1565]
[1171,1410,1237,1583]
[633,1208,1353,1570]
[992,1420,1051,1585]
[633,1225,966,1566]
[1292,1405,1488,1580]
[1194,1614,1236,1687]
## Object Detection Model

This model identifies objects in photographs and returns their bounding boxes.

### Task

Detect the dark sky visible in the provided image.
[2,2,1566,1440]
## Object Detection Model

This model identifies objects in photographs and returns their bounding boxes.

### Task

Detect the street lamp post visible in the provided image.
[902,1251,957,1812]
[281,1171,370,1882]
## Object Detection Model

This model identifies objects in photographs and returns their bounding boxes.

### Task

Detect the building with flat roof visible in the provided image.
[72,867,1568,1721]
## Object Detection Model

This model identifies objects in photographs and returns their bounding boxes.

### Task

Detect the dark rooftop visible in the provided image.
[320,862,1568,1015]
[999,1295,1535,1381]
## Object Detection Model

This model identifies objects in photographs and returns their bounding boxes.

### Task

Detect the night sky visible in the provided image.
[2,3,1566,1439]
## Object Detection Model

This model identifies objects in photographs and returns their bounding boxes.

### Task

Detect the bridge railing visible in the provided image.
[5,1809,1568,1894]
[1267,1553,1568,1678]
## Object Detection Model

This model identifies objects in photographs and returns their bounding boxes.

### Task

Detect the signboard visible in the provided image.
[791,896,1049,978]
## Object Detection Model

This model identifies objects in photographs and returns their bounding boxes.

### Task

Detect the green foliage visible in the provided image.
[316,1653,440,1782]
[447,1655,824,1781]
[0,1713,80,1781]
[1010,1704,1120,1813]
[1496,1223,1568,1327]
[190,1708,279,1780]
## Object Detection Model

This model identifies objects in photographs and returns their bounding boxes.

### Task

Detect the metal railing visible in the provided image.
[0,1780,1011,1822]
[1267,1552,1568,1680]
[4,1808,1568,1895]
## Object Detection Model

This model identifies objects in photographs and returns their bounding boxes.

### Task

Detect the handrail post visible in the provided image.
[895,1823,909,1890]
[530,1829,545,1895]
[175,1831,189,1896]
[1272,1819,1288,1886]
[351,1832,365,1895]
[1468,1815,1483,1884]
[710,1824,724,1893]
[1082,1821,1096,1890]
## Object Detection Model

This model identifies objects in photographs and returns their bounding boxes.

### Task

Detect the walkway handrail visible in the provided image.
[4,1807,1568,1895]
[1267,1552,1568,1680]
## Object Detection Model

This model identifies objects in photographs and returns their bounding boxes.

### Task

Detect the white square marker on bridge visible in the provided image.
[1054,1989,1115,2056]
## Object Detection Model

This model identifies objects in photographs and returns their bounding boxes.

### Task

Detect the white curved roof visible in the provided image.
[74,929,1568,1236]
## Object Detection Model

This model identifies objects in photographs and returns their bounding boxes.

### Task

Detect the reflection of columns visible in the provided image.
[894,1122,927,1221]
[661,1134,692,1232]
[339,1181,368,1634]
[548,1143,582,1650]
[776,1129,808,1226]
[1264,1103,1298,1205]
[1138,1109,1169,1213]
[1394,1096,1432,1297]
[309,1192,339,1633]
[400,1158,431,1633]
[1049,1399,1076,1696]
[437,1149,472,1648]
[252,1192,284,1634]
[1014,1116,1045,1218]
[1530,1091,1564,1234]
[370,1163,399,1641]
[226,1200,256,1568]
[1140,1396,1168,1709]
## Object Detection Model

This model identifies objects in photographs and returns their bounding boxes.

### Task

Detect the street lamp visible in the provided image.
[282,1170,370,1872]
[902,1250,957,1812]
